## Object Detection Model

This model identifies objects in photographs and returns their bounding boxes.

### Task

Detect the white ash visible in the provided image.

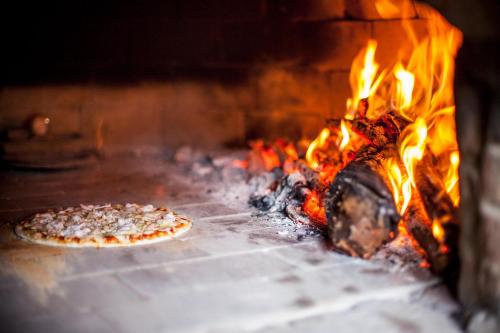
[255,212,324,241]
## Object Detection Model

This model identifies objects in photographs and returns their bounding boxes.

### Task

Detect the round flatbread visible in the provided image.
[15,203,192,247]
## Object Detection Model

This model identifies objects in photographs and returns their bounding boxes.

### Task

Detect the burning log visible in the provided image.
[412,156,460,280]
[324,141,458,266]
[325,145,400,258]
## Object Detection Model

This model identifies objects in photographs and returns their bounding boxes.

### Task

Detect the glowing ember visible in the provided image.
[306,128,330,169]
[303,191,327,225]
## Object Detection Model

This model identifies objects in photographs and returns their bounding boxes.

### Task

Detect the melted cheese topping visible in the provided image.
[20,203,182,239]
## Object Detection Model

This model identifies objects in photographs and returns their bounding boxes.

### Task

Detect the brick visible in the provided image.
[483,145,500,205]
[345,0,416,20]
[256,68,333,116]
[180,220,306,255]
[62,248,142,278]
[269,242,353,270]
[329,71,351,118]
[478,201,500,310]
[245,111,326,141]
[372,18,429,68]
[268,0,345,21]
[5,311,116,333]
[0,286,75,324]
[99,278,303,333]
[256,300,461,333]
[178,0,266,20]
[83,84,165,153]
[161,83,247,148]
[173,203,239,219]
[102,261,435,333]
[124,239,210,267]
[118,252,296,298]
[302,21,371,71]
[218,21,303,65]
[60,274,144,311]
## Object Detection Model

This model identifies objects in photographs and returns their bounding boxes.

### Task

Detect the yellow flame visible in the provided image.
[394,62,415,115]
[346,39,386,118]
[385,158,412,215]
[432,218,446,242]
[393,117,427,214]
[305,3,463,241]
[339,120,350,151]
[306,128,330,169]
[445,151,460,206]
[385,158,402,211]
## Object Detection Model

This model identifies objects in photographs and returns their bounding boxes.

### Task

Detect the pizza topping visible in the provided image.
[16,203,191,247]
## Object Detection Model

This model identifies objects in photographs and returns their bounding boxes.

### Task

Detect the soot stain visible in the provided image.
[293,297,315,308]
[342,285,359,293]
[360,267,389,275]
[381,313,421,333]
[305,257,323,265]
[277,275,302,284]
[247,232,297,245]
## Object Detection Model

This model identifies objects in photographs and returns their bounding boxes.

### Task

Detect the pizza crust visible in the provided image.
[15,204,192,248]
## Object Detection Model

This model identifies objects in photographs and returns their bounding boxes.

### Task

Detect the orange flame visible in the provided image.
[306,128,330,169]
[300,2,462,244]
[445,151,460,206]
[346,40,386,119]
[339,119,350,151]
[393,62,415,117]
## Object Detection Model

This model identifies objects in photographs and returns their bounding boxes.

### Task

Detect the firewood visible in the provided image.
[325,142,457,273]
[412,155,459,284]
[325,145,400,258]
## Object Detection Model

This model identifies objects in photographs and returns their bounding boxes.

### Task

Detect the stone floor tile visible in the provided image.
[268,242,355,271]
[179,222,314,255]
[254,300,462,333]
[174,203,239,219]
[118,251,297,298]
[59,274,144,311]
[5,311,117,333]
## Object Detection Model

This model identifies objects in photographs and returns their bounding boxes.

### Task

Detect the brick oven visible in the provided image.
[0,1,499,332]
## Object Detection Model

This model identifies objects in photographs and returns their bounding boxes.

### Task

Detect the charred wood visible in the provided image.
[325,145,400,258]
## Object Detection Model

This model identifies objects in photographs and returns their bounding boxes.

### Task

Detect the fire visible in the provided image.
[432,218,445,243]
[339,120,350,151]
[445,151,460,206]
[396,117,428,212]
[385,158,412,215]
[303,191,327,225]
[393,62,415,116]
[306,128,330,169]
[301,2,462,248]
[346,39,386,118]
[248,140,299,173]
[246,1,462,257]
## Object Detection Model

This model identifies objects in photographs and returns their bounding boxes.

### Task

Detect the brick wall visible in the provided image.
[0,1,427,154]
[436,0,500,328]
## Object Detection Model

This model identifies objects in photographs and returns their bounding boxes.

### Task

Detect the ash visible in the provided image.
[173,146,425,268]
[173,146,324,237]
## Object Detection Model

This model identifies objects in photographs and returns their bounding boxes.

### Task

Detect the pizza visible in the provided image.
[15,203,192,247]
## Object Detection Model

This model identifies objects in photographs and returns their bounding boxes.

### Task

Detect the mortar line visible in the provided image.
[58,240,317,282]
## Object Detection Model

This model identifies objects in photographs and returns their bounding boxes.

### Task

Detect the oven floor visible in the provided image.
[0,157,462,333]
